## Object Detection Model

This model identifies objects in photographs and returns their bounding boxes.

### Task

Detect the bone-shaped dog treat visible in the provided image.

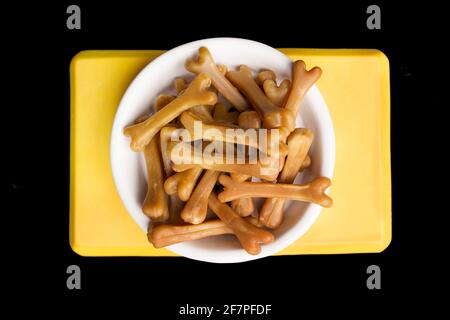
[142,134,170,221]
[185,47,249,111]
[148,219,233,248]
[123,73,217,151]
[213,103,239,125]
[148,215,265,248]
[180,110,287,157]
[181,170,220,224]
[257,70,276,86]
[259,128,314,228]
[227,65,295,131]
[218,175,333,207]
[208,191,274,255]
[169,141,280,181]
[283,61,322,131]
[134,112,170,221]
[263,79,291,107]
[164,167,203,201]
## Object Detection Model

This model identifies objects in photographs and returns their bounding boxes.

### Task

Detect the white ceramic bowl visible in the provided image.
[110,38,335,263]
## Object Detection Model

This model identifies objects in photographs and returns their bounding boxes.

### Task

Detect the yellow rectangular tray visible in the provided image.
[70,49,391,256]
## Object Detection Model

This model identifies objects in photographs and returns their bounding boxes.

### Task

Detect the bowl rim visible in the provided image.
[110,37,335,263]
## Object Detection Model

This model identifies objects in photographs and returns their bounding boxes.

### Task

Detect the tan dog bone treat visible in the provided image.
[263,79,291,107]
[164,167,203,201]
[148,215,265,248]
[185,47,249,111]
[168,141,280,181]
[134,107,170,221]
[142,134,170,221]
[283,61,322,131]
[123,73,217,151]
[218,175,333,207]
[227,65,295,130]
[148,219,233,248]
[213,103,239,125]
[259,128,314,228]
[180,110,287,157]
[256,70,276,86]
[155,94,176,111]
[208,191,274,255]
[181,170,220,224]
[238,111,262,130]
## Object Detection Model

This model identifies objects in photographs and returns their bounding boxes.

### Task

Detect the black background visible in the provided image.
[5,0,445,313]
